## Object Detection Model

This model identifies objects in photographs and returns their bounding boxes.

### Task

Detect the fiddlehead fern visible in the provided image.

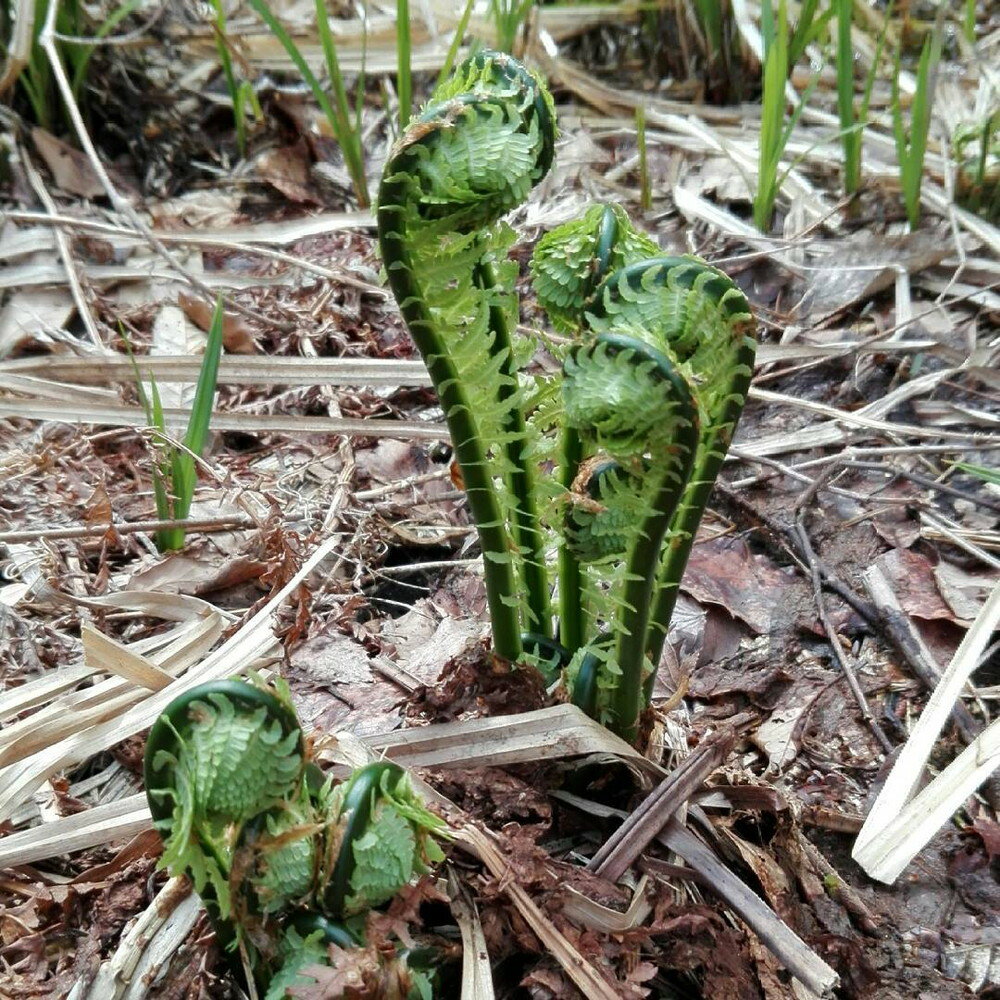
[320,761,446,918]
[377,50,557,658]
[532,211,756,740]
[145,679,305,940]
[531,204,658,334]
[145,681,446,992]
[562,332,699,738]
[586,257,756,689]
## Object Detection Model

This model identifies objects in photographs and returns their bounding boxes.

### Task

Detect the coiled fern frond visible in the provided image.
[587,256,756,684]
[532,216,756,740]
[378,50,557,659]
[144,680,446,993]
[531,203,658,334]
[145,680,305,928]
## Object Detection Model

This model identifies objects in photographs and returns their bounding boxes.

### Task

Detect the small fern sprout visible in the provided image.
[144,681,447,993]
[320,761,447,918]
[144,679,305,945]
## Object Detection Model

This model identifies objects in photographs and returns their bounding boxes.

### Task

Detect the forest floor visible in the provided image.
[0,3,998,999]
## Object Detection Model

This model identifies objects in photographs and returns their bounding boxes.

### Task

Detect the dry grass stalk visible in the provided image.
[853,583,1000,882]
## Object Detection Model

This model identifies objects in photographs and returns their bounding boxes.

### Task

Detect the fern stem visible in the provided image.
[588,336,697,741]
[378,195,522,662]
[474,258,550,636]
[644,327,756,694]
[557,425,585,654]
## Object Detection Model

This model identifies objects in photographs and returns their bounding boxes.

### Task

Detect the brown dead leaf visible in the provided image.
[289,941,423,999]
[428,766,552,830]
[874,549,955,621]
[82,482,112,526]
[178,291,257,354]
[129,552,266,595]
[31,128,104,198]
[291,632,374,686]
[354,439,433,485]
[932,562,996,622]
[969,817,1000,861]
[256,142,321,206]
[406,641,548,723]
[683,536,799,634]
[687,639,791,705]
[798,229,950,317]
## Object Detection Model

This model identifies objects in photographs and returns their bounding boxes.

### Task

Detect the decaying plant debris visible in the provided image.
[0,1,998,998]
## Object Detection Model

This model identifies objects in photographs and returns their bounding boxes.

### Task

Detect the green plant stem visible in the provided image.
[891,26,941,230]
[474,259,550,636]
[377,193,522,662]
[557,425,584,654]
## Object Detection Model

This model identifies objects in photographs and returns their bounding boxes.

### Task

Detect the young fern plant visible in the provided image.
[532,207,756,738]
[144,678,445,997]
[378,53,756,742]
[378,49,557,661]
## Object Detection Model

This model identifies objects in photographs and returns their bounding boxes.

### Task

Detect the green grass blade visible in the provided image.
[755,0,788,231]
[172,296,225,523]
[69,0,142,97]
[313,0,369,206]
[437,0,475,90]
[858,1,892,125]
[692,0,722,56]
[636,104,650,211]
[396,0,411,129]
[835,0,858,193]
[249,0,369,207]
[954,462,1000,486]
[210,0,246,156]
[146,375,182,549]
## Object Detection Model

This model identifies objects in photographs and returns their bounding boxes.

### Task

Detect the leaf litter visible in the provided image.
[1,3,999,999]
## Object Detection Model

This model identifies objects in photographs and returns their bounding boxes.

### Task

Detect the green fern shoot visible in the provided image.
[144,679,445,995]
[377,54,756,742]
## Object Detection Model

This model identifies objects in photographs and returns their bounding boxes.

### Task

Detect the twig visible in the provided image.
[919,509,1000,570]
[862,565,982,744]
[717,482,995,760]
[797,833,880,936]
[3,210,385,296]
[854,585,1000,882]
[588,719,742,882]
[843,459,1000,516]
[0,514,257,545]
[557,790,839,996]
[792,473,893,753]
